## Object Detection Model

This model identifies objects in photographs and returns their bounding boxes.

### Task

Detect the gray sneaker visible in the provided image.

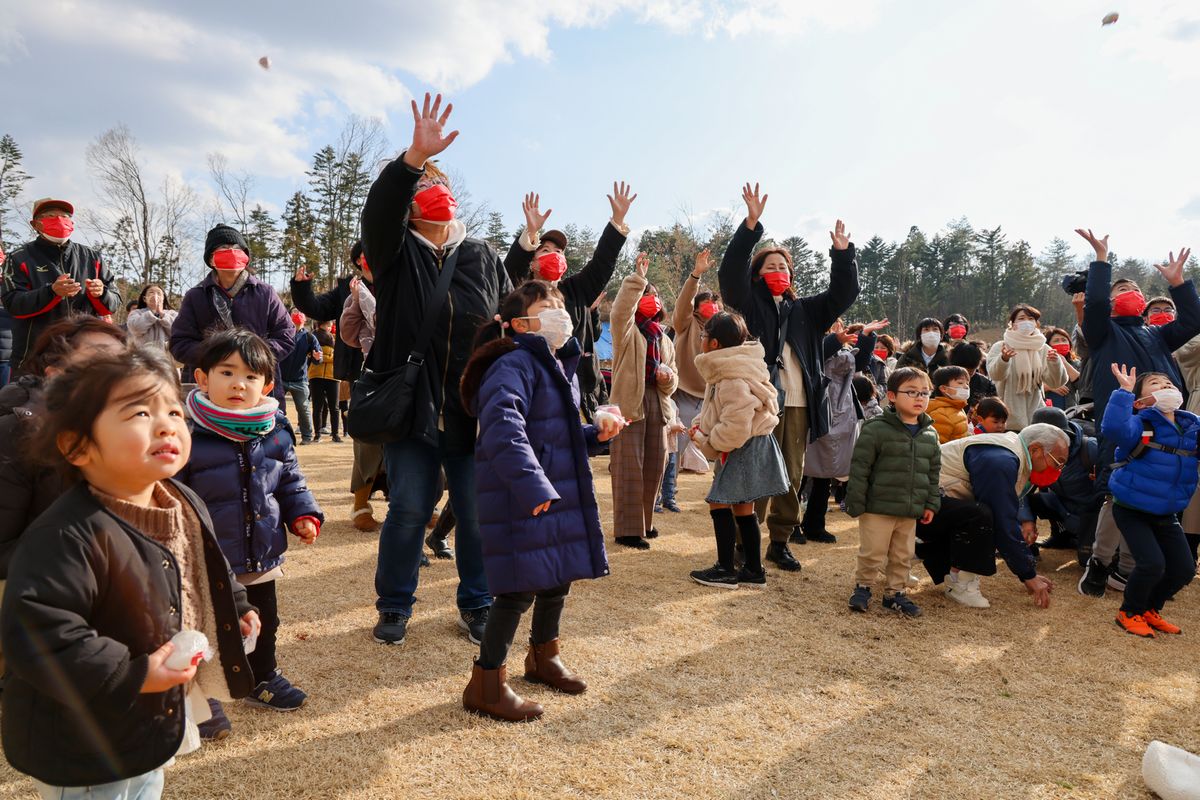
[373,612,408,645]
[849,584,871,613]
[459,607,490,645]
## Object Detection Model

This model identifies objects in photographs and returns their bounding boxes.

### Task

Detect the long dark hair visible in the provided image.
[750,247,796,300]
[23,316,128,377]
[460,281,564,416]
[136,284,173,311]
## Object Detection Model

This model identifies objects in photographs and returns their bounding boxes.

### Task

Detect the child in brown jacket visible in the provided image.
[927,365,971,444]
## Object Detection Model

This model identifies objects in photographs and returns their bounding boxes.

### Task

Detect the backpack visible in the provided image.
[1111,418,1198,470]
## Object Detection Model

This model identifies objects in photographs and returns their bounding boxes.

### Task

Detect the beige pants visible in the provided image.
[854,513,916,594]
[755,407,809,542]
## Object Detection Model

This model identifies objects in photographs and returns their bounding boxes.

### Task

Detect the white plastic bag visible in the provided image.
[164,630,212,671]
[1143,740,1200,800]
[594,404,628,433]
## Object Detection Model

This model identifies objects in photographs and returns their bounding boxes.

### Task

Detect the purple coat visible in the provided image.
[475,335,609,595]
[169,272,295,386]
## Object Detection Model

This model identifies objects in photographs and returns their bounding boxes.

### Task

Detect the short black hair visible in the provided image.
[975,396,1009,421]
[703,311,750,349]
[852,374,876,405]
[693,290,719,310]
[887,366,929,394]
[195,328,277,378]
[949,342,984,371]
[1133,371,1172,397]
[931,365,970,394]
[915,317,943,338]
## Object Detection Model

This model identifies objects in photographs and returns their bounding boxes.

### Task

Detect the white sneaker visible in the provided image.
[945,571,990,608]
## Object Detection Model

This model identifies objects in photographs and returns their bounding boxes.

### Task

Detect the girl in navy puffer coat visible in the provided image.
[457,281,621,723]
[1103,364,1198,638]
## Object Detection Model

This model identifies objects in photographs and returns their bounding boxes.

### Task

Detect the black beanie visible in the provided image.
[204,224,250,266]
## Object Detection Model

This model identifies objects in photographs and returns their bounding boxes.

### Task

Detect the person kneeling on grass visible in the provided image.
[687,311,788,589]
[1103,364,1198,638]
[845,367,942,617]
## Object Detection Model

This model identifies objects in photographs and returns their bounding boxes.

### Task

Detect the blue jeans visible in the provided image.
[658,452,677,506]
[34,768,164,799]
[377,434,490,616]
[0,362,9,386]
[283,380,313,440]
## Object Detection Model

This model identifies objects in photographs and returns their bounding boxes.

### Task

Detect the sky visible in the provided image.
[2,0,1199,265]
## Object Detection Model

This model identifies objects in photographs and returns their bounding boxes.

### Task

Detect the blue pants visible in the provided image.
[659,452,677,506]
[34,769,164,799]
[377,434,490,616]
[1112,504,1196,615]
[282,380,313,440]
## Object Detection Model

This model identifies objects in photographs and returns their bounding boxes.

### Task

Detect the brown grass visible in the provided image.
[1,440,1197,799]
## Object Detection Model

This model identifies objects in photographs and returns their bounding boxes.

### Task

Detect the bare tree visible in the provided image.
[85,125,199,296]
[207,152,253,229]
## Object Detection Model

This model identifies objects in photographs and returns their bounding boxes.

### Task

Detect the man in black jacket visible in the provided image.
[718,182,860,572]
[502,186,634,420]
[291,242,366,383]
[361,93,512,647]
[0,197,122,372]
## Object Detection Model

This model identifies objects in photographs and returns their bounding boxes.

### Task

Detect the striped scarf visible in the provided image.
[186,389,278,442]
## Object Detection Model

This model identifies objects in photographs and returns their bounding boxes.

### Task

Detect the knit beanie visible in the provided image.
[204,224,250,266]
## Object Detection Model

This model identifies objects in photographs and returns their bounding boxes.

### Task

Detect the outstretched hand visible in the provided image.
[522,192,552,237]
[742,182,768,229]
[403,93,459,169]
[1111,362,1137,392]
[693,249,712,275]
[635,252,650,278]
[1074,228,1110,263]
[830,219,851,251]
[294,264,313,282]
[607,181,637,228]
[862,318,889,335]
[1154,247,1192,288]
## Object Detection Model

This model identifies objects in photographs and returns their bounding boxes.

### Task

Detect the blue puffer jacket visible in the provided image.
[473,334,609,596]
[1103,389,1200,515]
[177,411,323,575]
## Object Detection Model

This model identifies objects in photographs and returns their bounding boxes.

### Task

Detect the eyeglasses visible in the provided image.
[1046,451,1065,470]
[895,390,932,399]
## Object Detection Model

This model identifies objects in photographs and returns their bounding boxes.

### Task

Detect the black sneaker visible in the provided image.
[459,607,489,645]
[736,567,767,588]
[426,530,454,560]
[690,564,739,589]
[849,584,871,613]
[789,526,808,545]
[766,542,802,572]
[882,592,922,618]
[805,529,837,544]
[420,553,430,568]
[373,612,408,645]
[645,528,660,539]
[1078,556,1109,598]
[616,536,650,550]
[1107,567,1129,592]
[331,435,343,443]
[1040,521,1075,549]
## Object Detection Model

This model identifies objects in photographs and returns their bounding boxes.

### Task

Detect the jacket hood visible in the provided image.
[408,219,468,253]
[694,341,769,384]
[0,375,41,416]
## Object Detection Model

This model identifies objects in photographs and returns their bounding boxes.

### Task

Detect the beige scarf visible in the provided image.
[1002,328,1047,395]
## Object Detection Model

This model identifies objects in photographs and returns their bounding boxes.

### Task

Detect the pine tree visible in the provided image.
[482,211,509,254]
[0,134,32,253]
[246,205,281,287]
[279,192,320,277]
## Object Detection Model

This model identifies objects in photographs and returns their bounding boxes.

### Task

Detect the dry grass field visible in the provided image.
[1,437,1197,799]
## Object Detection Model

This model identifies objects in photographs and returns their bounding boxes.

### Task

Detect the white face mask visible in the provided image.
[527,308,573,350]
[920,331,941,349]
[950,386,971,402]
[1152,388,1184,412]
[1016,320,1037,334]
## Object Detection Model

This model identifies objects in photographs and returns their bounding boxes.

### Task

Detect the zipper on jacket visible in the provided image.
[438,252,453,426]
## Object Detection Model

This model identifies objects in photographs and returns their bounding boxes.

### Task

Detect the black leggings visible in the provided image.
[243,580,280,685]
[478,584,570,670]
[310,378,339,436]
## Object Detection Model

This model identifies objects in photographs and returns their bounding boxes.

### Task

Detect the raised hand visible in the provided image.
[1001,343,1017,362]
[294,264,313,282]
[523,192,552,236]
[635,252,650,278]
[693,249,712,275]
[862,318,889,334]
[1154,247,1192,288]
[830,219,851,251]
[404,93,459,168]
[607,181,637,228]
[1111,362,1137,392]
[1074,228,1110,263]
[1071,291,1085,309]
[742,182,768,229]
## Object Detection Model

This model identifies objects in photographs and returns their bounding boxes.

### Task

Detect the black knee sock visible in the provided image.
[710,508,737,572]
[736,514,763,574]
[1187,532,1200,562]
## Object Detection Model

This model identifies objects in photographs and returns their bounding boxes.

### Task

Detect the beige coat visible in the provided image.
[611,273,678,424]
[691,341,779,459]
[986,340,1067,430]
[1174,335,1200,414]
[672,274,708,399]
[938,432,1030,501]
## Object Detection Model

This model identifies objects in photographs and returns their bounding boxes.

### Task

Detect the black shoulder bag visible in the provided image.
[345,248,460,444]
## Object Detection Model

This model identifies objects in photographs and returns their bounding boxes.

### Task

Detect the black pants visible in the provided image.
[802,478,832,531]
[243,580,280,685]
[915,496,998,583]
[478,584,570,670]
[310,378,339,437]
[1111,505,1196,614]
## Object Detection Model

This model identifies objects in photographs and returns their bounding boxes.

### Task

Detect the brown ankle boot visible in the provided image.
[524,639,587,695]
[352,485,379,532]
[463,662,543,722]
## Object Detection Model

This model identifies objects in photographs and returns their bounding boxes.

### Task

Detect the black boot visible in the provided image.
[735,515,766,585]
[709,509,737,571]
[766,541,802,572]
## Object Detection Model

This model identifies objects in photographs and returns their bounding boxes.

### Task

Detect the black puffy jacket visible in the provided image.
[360,155,513,454]
[1,480,254,786]
[289,275,364,381]
[0,375,61,579]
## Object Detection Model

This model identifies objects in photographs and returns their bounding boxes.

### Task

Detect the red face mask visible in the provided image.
[212,249,249,271]
[948,324,967,340]
[638,295,663,319]
[413,184,457,222]
[291,311,306,328]
[1051,342,1071,356]
[536,251,568,281]
[1112,290,1146,317]
[1030,465,1062,488]
[873,348,888,360]
[763,272,791,296]
[39,216,74,239]
[1148,311,1175,326]
[698,301,720,320]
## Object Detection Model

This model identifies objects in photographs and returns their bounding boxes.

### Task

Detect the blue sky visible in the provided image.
[2,0,1199,265]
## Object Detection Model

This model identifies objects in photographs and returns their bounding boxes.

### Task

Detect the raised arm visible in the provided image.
[611,254,649,355]
[561,182,635,308]
[718,183,768,314]
[291,268,348,321]
[1077,229,1113,350]
[502,192,552,286]
[1154,248,1200,350]
[673,249,710,334]
[797,220,860,333]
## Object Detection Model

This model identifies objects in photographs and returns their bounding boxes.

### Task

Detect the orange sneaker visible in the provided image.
[1143,609,1182,635]
[1116,611,1156,638]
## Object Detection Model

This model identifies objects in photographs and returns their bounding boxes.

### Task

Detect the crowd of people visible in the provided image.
[0,93,1195,797]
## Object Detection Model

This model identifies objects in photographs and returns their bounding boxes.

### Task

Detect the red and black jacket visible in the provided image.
[0,236,122,372]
